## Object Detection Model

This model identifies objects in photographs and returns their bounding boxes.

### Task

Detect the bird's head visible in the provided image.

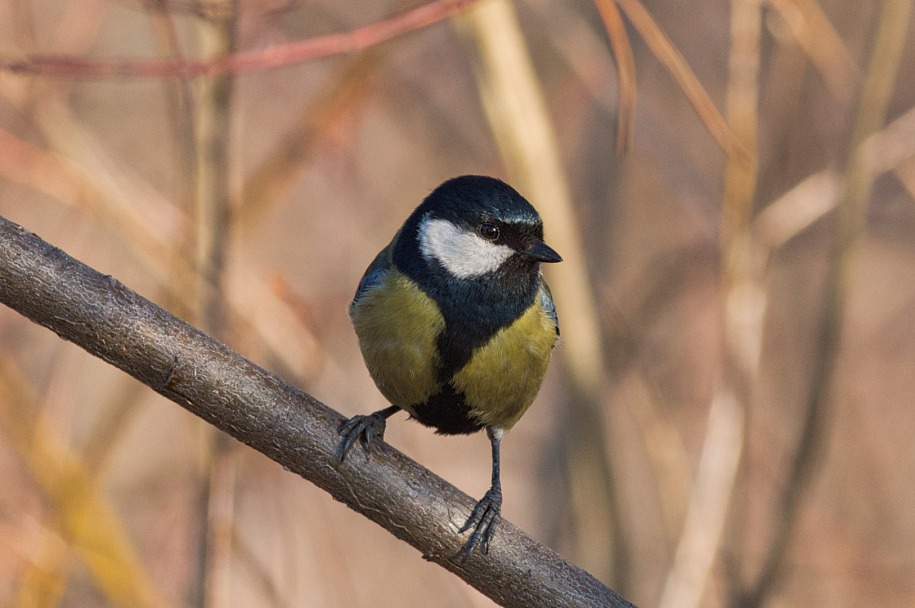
[398,175,561,282]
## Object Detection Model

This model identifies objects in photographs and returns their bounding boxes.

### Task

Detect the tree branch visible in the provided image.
[0,0,480,79]
[0,214,636,608]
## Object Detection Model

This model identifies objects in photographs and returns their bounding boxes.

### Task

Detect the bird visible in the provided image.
[336,174,561,559]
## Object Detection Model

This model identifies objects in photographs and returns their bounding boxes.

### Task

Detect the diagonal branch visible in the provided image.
[614,0,751,163]
[0,214,637,608]
[0,0,480,79]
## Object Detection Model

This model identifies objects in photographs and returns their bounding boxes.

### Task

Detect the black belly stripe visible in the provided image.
[394,244,542,435]
[411,384,483,435]
[396,248,540,380]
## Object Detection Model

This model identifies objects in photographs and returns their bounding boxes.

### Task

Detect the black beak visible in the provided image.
[524,241,562,264]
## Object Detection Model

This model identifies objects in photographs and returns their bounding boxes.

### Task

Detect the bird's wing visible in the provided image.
[353,266,387,305]
[539,280,559,337]
[352,237,397,305]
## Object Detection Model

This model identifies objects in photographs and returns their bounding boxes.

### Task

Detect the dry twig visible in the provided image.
[0,0,480,78]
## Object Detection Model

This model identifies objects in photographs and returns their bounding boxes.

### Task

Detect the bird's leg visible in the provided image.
[336,404,401,462]
[457,427,504,560]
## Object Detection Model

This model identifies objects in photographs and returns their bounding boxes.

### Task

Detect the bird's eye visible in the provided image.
[478,223,500,241]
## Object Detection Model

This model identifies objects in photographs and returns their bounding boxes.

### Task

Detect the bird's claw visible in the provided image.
[336,412,389,462]
[456,486,502,561]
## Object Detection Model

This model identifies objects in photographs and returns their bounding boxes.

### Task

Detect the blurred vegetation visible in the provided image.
[1,1,914,607]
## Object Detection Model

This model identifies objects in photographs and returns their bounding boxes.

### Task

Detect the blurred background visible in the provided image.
[1,0,914,606]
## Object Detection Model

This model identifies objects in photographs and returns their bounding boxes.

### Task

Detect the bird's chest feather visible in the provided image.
[351,268,556,432]
[350,271,445,408]
[450,291,558,429]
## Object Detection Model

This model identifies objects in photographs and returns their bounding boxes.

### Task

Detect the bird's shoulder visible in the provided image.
[352,232,400,306]
[538,279,559,337]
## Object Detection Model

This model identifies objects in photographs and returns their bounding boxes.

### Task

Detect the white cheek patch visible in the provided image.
[418,217,515,278]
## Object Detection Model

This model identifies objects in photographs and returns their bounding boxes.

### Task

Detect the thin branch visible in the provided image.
[657,388,744,608]
[0,215,637,608]
[592,0,637,153]
[764,0,860,104]
[614,0,752,164]
[0,0,480,79]
[715,3,764,602]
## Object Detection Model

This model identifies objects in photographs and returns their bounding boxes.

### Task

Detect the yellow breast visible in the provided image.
[350,270,445,409]
[451,290,558,430]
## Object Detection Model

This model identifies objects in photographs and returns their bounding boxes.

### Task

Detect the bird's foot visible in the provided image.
[336,410,390,462]
[456,486,502,561]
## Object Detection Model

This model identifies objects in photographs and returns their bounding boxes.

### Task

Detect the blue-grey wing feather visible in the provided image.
[539,281,559,336]
[352,239,396,308]
[353,267,387,304]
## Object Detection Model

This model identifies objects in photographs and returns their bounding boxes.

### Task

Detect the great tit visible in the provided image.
[337,175,561,558]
